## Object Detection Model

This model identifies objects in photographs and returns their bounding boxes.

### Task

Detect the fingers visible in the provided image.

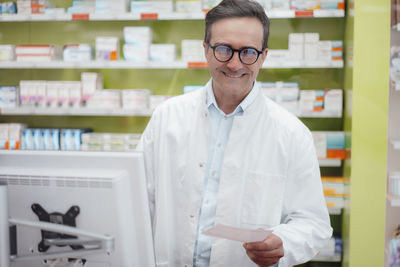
[245,249,281,266]
[243,234,284,266]
[245,234,283,251]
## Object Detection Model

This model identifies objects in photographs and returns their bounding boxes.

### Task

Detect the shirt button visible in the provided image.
[190,214,195,218]
[217,143,221,147]
[197,255,201,259]
[205,112,208,117]
[224,116,228,120]
[199,162,204,168]
[212,171,216,176]
[205,199,209,204]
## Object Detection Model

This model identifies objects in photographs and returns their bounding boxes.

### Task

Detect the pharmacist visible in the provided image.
[137,0,332,266]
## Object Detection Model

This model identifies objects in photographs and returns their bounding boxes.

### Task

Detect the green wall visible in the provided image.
[343,0,390,266]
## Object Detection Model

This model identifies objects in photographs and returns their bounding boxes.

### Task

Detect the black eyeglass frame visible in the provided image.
[207,43,264,65]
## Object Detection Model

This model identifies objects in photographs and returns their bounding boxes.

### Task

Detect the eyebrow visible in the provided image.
[211,42,261,51]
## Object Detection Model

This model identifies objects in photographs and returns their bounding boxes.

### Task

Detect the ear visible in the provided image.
[263,48,268,58]
[203,42,210,62]
[258,48,268,66]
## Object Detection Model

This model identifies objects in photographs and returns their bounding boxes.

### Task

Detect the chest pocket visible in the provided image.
[240,171,285,229]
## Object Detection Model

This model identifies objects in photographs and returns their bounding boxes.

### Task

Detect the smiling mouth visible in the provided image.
[223,72,245,78]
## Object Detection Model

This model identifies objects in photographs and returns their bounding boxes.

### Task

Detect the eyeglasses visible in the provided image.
[207,43,263,65]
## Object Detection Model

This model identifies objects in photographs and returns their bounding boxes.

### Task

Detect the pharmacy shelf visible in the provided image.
[1,107,342,119]
[0,107,152,117]
[0,10,344,22]
[311,254,341,262]
[0,60,344,69]
[318,159,341,167]
[390,139,400,150]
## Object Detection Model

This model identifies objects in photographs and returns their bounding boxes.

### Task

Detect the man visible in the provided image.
[137,0,333,266]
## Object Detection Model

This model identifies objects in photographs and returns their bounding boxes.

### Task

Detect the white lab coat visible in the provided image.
[138,80,332,267]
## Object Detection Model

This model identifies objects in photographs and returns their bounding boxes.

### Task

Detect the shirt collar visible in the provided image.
[206,79,260,115]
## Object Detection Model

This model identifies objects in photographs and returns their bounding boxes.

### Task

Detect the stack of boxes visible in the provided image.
[175,0,202,12]
[122,89,151,110]
[0,123,26,150]
[298,89,343,116]
[0,86,18,108]
[260,82,300,114]
[63,44,93,62]
[321,176,347,209]
[0,45,15,61]
[123,26,152,62]
[85,90,121,109]
[67,1,95,14]
[17,72,102,108]
[268,33,343,63]
[15,45,61,62]
[130,0,173,13]
[181,40,206,62]
[312,131,345,160]
[0,2,17,14]
[95,0,128,14]
[81,132,141,151]
[260,82,342,117]
[21,128,90,151]
[95,37,119,61]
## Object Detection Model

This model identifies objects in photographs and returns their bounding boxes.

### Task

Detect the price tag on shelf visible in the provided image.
[140,13,158,20]
[295,10,314,18]
[72,13,89,20]
[187,62,208,68]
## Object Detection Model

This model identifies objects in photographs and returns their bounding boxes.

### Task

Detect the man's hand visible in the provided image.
[243,233,284,266]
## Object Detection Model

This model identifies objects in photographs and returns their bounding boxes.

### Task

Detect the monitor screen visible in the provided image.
[0,150,155,267]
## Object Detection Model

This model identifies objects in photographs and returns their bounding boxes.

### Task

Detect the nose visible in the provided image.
[226,51,242,71]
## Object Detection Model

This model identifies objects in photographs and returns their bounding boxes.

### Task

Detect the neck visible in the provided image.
[213,88,251,114]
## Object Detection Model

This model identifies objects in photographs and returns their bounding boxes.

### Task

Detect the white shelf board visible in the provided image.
[319,159,341,167]
[328,208,342,215]
[0,60,343,69]
[0,107,152,117]
[1,107,343,121]
[311,254,341,262]
[387,195,400,207]
[0,10,344,22]
[0,60,189,69]
[390,139,400,150]
[298,111,342,118]
[263,60,343,68]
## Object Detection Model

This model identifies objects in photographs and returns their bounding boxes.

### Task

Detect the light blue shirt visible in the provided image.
[193,81,259,267]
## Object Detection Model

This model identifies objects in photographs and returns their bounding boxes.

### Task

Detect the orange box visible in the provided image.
[327,149,346,159]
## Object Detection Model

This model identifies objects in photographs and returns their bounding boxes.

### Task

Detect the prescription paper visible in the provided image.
[202,224,273,243]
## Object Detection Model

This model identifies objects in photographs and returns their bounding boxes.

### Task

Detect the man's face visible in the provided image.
[204,17,268,99]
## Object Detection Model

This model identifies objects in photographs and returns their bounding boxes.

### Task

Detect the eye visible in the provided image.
[241,48,258,57]
[215,45,232,57]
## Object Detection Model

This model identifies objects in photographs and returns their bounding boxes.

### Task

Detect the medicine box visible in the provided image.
[63,44,93,62]
[150,44,176,62]
[95,37,119,61]
[121,89,151,110]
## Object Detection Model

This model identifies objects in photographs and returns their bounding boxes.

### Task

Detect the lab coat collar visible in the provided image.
[203,79,264,117]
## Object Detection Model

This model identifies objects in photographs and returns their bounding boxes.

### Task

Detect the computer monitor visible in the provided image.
[0,150,155,267]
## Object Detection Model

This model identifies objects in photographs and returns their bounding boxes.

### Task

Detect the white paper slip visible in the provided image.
[202,224,273,243]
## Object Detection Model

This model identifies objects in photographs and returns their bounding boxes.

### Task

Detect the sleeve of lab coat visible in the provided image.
[272,129,333,267]
[137,109,159,224]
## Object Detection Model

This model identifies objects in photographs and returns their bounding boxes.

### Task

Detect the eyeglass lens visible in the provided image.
[214,45,259,65]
